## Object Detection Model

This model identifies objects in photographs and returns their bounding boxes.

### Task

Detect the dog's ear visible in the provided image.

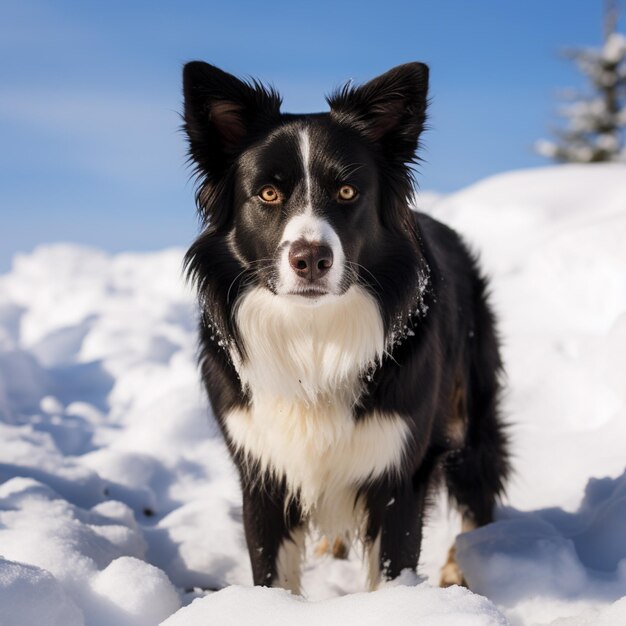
[183,62,282,176]
[327,63,429,163]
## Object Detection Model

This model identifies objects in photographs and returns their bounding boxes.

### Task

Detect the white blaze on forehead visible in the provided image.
[298,128,312,212]
[275,127,345,295]
[281,213,338,245]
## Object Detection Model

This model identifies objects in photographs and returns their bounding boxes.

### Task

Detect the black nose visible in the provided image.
[288,240,334,281]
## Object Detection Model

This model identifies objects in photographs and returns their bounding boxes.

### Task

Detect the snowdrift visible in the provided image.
[0,164,625,625]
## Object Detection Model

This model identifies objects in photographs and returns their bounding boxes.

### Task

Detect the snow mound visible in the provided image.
[0,558,83,626]
[546,597,626,626]
[89,557,180,626]
[456,471,626,625]
[160,583,507,626]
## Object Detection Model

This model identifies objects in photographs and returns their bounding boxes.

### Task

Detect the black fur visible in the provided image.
[182,61,509,589]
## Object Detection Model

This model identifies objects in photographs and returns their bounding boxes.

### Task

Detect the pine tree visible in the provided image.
[536,1,626,163]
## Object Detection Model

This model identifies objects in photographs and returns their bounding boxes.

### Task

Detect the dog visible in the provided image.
[182,61,509,593]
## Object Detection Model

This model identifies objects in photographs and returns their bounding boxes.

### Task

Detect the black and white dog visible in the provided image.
[182,61,509,593]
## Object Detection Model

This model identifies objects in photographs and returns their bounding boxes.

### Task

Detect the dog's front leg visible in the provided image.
[241,477,305,594]
[364,475,430,589]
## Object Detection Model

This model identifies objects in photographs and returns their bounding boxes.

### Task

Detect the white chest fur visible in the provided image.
[224,286,410,535]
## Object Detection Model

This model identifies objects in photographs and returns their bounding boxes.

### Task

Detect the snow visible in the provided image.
[89,557,180,626]
[0,163,625,624]
[0,558,83,626]
[161,583,508,626]
[456,472,626,624]
[603,33,626,65]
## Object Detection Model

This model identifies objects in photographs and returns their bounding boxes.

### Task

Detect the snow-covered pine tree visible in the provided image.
[536,1,626,163]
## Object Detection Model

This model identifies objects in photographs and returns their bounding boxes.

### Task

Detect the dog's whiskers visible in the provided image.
[226,261,281,333]
[226,261,274,305]
[345,261,383,295]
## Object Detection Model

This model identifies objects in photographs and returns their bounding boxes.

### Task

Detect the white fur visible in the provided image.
[367,532,382,591]
[276,213,346,296]
[274,527,306,594]
[226,285,410,539]
[232,284,384,404]
[461,508,477,533]
[298,129,313,212]
[227,400,404,538]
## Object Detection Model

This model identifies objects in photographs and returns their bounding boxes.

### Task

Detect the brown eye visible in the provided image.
[258,185,281,204]
[337,184,358,202]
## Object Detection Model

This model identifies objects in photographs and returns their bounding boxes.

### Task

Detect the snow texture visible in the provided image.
[0,163,625,624]
[161,583,508,626]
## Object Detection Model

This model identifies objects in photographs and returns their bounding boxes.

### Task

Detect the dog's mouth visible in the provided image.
[287,288,329,299]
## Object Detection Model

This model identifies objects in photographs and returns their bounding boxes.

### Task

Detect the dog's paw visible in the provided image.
[331,537,349,559]
[314,535,330,558]
[439,546,468,588]
[314,536,349,559]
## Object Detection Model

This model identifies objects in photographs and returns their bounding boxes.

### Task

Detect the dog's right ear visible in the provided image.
[182,62,282,177]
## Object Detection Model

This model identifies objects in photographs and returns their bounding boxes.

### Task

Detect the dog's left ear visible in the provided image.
[327,63,429,163]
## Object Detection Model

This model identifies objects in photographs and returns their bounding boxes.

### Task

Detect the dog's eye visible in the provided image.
[337,185,358,202]
[258,185,282,204]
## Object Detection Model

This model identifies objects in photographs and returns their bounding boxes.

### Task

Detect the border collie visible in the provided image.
[182,61,509,593]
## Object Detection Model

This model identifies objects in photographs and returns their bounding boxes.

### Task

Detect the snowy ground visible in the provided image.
[0,164,625,625]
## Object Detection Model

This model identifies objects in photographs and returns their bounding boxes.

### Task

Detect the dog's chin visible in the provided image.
[280,290,339,307]
[269,284,345,307]
[270,276,352,307]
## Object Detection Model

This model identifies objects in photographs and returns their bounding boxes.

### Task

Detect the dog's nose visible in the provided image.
[288,240,333,280]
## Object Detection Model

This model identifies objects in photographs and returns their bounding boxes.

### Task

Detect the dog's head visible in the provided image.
[183,62,429,339]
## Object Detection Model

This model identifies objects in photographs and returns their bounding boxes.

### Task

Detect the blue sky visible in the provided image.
[1,0,623,270]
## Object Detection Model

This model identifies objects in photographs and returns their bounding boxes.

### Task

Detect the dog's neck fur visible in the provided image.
[232,285,385,406]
